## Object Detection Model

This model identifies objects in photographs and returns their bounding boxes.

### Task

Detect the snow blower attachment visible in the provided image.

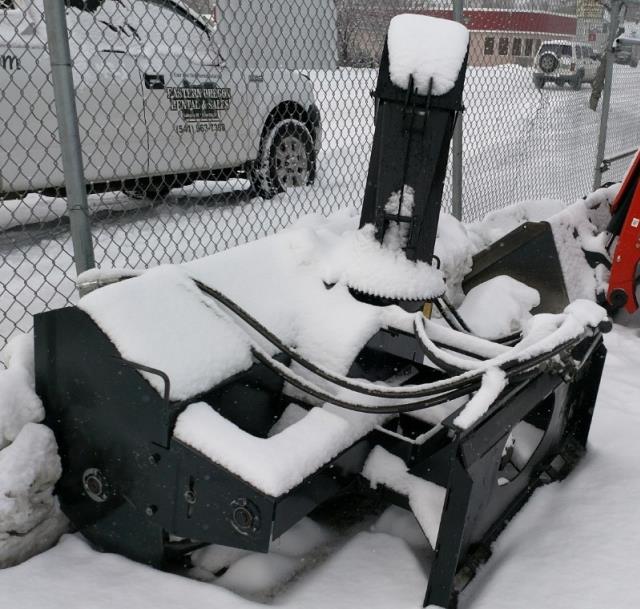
[34,16,609,609]
[465,149,640,316]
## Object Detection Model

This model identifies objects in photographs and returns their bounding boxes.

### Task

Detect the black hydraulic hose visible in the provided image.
[420,335,471,375]
[494,331,523,346]
[251,347,482,414]
[195,279,486,398]
[440,294,472,333]
[432,339,489,361]
[415,313,588,378]
[194,279,586,407]
[435,295,522,345]
[253,328,586,415]
[433,297,464,332]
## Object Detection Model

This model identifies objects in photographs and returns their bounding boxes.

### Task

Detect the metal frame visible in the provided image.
[35,307,606,607]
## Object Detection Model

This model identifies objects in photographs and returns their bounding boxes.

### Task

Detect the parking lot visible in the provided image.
[2,63,640,346]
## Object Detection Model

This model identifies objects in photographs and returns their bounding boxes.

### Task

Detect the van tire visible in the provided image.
[251,119,316,199]
[571,72,583,90]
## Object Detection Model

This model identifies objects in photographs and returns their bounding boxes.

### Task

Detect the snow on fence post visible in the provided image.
[593,0,623,190]
[451,0,464,220]
[42,0,95,278]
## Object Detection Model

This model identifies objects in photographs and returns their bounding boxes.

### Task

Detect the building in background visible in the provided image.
[462,9,577,66]
[345,5,579,67]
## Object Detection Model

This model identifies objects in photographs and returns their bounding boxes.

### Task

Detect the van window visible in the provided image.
[498,37,509,56]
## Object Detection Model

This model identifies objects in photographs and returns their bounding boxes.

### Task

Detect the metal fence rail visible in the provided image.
[0,0,636,353]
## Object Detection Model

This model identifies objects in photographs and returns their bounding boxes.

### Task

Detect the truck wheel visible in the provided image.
[251,119,316,199]
[538,52,558,74]
[571,73,583,90]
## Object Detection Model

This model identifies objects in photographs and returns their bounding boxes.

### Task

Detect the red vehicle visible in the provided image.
[606,150,640,313]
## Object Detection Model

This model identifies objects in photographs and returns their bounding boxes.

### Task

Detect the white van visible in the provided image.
[0,0,321,198]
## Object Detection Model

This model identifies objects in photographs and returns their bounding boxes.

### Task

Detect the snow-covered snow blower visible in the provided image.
[34,15,609,609]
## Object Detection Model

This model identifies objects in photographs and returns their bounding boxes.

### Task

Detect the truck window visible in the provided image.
[539,43,572,57]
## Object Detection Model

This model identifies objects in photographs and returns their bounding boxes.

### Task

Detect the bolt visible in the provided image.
[184,490,196,505]
[145,505,158,517]
[233,506,253,529]
[148,453,160,465]
[82,468,109,503]
[230,498,260,535]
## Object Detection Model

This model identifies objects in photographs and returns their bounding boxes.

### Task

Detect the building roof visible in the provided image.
[419,9,577,36]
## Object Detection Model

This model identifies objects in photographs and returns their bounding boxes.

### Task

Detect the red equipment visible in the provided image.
[606,150,640,313]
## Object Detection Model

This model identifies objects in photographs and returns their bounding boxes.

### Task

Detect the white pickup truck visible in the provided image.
[0,0,321,198]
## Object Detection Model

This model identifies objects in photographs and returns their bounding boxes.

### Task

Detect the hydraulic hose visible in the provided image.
[193,279,590,410]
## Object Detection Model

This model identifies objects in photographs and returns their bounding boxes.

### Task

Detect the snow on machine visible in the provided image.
[34,15,609,609]
[464,151,640,317]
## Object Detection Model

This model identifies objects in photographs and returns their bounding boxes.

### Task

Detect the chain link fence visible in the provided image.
[1,0,638,353]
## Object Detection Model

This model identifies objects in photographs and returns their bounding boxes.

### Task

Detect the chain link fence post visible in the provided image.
[42,0,95,276]
[593,0,623,190]
[451,0,464,220]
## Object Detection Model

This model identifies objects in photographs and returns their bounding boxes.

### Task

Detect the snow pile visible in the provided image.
[362,446,446,547]
[0,334,43,449]
[382,186,414,250]
[185,212,390,375]
[503,421,544,476]
[0,424,65,566]
[175,402,383,497]
[547,186,618,302]
[433,213,476,303]
[0,334,66,567]
[453,368,507,429]
[463,186,619,306]
[387,14,469,96]
[457,276,540,338]
[78,266,254,401]
[191,518,334,598]
[79,210,445,403]
[467,198,567,248]
[320,223,445,301]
